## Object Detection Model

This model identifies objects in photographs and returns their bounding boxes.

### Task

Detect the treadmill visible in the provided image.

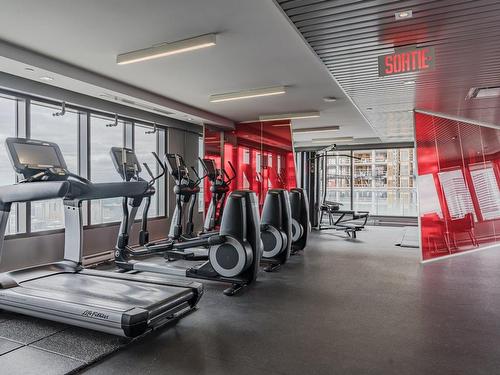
[0,138,203,337]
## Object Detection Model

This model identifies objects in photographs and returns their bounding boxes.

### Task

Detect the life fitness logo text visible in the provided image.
[82,310,110,320]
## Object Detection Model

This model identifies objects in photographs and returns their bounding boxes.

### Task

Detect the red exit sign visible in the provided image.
[378,46,435,77]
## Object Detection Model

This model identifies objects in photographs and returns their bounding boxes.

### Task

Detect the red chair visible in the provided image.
[447,213,478,248]
[421,213,451,254]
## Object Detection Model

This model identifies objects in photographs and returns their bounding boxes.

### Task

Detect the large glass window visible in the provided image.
[0,95,18,234]
[323,152,352,208]
[134,124,165,218]
[353,148,417,216]
[90,115,125,224]
[30,102,79,231]
[0,90,173,237]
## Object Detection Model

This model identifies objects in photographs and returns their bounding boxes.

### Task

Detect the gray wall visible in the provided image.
[0,125,203,272]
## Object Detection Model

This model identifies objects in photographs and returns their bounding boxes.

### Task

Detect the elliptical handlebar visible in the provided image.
[198,157,209,174]
[190,166,206,187]
[224,160,236,185]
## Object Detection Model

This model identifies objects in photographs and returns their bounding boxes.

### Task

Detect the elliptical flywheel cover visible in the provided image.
[261,226,284,258]
[209,236,252,277]
[291,218,303,242]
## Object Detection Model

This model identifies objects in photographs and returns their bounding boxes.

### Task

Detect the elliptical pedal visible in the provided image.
[263,263,282,272]
[165,250,195,261]
[223,283,246,296]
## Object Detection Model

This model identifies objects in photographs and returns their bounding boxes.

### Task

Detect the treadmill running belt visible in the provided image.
[17,273,193,311]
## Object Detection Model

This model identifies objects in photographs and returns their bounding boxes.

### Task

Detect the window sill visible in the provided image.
[4,215,168,240]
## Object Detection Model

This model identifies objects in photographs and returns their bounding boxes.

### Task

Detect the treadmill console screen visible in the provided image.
[14,143,61,167]
[6,138,68,179]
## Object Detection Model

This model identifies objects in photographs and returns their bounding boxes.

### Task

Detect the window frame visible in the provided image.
[1,88,170,239]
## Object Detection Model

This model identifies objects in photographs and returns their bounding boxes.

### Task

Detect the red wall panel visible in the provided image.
[204,121,296,211]
[415,113,500,261]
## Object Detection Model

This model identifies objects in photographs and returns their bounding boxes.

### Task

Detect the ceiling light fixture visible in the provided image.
[293,126,340,133]
[404,80,416,85]
[311,137,354,144]
[467,86,500,99]
[117,33,216,65]
[39,76,54,81]
[210,86,286,103]
[395,10,413,20]
[323,96,337,102]
[259,111,320,122]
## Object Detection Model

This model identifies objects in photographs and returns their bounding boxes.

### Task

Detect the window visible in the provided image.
[243,148,250,164]
[438,169,476,220]
[90,115,125,224]
[134,124,165,218]
[30,102,79,231]
[324,152,352,209]
[0,95,19,234]
[0,89,176,238]
[353,148,417,216]
[469,164,500,220]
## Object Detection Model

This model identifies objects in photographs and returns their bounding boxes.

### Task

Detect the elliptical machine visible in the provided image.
[112,148,262,296]
[200,158,235,233]
[260,189,292,272]
[289,188,310,254]
[164,154,204,241]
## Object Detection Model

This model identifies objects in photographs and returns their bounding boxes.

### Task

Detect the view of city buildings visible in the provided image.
[321,148,417,216]
[0,94,163,236]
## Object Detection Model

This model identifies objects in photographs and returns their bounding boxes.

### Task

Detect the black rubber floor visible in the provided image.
[3,226,500,374]
[80,227,500,375]
[0,312,131,374]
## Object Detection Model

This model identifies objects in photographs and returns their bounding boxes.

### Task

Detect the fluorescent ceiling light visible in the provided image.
[210,86,286,103]
[404,80,416,85]
[39,76,54,81]
[117,34,216,65]
[293,126,340,134]
[467,86,500,99]
[311,137,354,144]
[395,10,412,20]
[323,96,337,102]
[259,111,320,121]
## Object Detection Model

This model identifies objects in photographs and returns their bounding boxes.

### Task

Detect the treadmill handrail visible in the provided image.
[0,181,70,205]
[0,180,150,206]
[65,180,150,201]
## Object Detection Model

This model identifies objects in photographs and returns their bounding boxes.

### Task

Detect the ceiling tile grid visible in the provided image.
[276,0,500,142]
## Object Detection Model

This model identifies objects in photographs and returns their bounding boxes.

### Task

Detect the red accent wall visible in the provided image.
[415,113,500,261]
[203,126,222,214]
[204,120,296,211]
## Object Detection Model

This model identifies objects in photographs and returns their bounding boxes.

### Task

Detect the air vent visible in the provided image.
[467,86,500,99]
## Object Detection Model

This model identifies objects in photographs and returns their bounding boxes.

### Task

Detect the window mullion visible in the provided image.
[15,98,28,233]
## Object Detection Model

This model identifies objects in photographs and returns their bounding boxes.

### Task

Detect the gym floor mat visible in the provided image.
[0,311,131,374]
